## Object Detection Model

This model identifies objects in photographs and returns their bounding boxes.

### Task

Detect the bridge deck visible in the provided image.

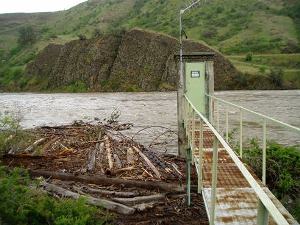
[190,126,297,225]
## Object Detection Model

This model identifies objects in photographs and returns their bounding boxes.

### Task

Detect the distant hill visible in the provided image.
[0,0,300,91]
[1,0,299,54]
[18,29,242,92]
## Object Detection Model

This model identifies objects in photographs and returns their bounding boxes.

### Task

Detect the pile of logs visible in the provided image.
[3,120,190,215]
[8,120,183,181]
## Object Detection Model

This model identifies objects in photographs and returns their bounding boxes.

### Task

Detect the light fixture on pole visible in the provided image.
[179,0,203,92]
[177,0,205,157]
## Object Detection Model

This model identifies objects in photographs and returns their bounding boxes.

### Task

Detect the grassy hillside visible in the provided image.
[1,0,300,54]
[227,53,300,88]
[0,0,300,91]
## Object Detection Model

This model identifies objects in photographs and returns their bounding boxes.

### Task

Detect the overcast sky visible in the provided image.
[0,0,88,14]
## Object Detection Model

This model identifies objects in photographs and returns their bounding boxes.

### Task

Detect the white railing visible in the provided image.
[207,94,300,185]
[183,94,291,225]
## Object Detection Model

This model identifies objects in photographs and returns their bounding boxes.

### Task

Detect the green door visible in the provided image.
[185,62,206,114]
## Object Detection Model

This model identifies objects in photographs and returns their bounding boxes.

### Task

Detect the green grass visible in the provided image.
[0,166,112,225]
[227,53,300,88]
[228,53,300,68]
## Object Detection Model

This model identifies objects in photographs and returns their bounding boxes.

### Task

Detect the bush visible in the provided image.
[202,28,217,39]
[63,81,88,93]
[0,111,29,155]
[245,52,253,62]
[93,29,102,38]
[232,73,249,89]
[259,66,266,73]
[242,140,300,220]
[78,34,87,41]
[268,68,283,88]
[0,167,111,225]
[18,26,37,46]
[9,46,23,57]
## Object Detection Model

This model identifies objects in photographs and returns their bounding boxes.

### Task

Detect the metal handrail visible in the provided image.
[184,94,289,225]
[206,94,300,133]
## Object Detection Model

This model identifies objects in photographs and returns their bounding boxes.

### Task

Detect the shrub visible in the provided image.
[9,46,23,57]
[245,52,253,62]
[242,140,300,220]
[93,29,102,38]
[78,34,87,41]
[259,66,266,74]
[0,167,111,225]
[202,28,217,39]
[18,26,37,46]
[233,73,248,88]
[0,111,29,155]
[268,68,283,88]
[63,81,88,93]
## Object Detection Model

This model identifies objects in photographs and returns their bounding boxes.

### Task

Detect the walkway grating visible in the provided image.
[192,127,298,225]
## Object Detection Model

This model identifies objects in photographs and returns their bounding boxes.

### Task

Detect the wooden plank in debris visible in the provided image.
[113,193,166,206]
[42,182,135,215]
[132,146,161,179]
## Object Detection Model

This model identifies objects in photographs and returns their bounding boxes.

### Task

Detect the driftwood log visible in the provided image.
[79,186,137,198]
[87,149,97,171]
[126,147,137,166]
[42,182,135,215]
[105,136,114,170]
[113,194,166,206]
[87,130,103,171]
[132,146,161,179]
[30,170,184,192]
[132,202,155,211]
[24,138,46,153]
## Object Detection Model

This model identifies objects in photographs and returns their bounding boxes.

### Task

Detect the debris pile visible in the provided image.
[2,118,208,224]
[6,120,183,181]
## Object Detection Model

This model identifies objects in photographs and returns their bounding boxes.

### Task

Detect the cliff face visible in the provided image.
[26,29,240,91]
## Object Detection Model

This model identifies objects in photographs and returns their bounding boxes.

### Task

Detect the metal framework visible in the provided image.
[183,94,296,225]
[206,94,300,185]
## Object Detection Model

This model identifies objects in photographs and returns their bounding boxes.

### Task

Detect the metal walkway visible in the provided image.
[183,95,299,225]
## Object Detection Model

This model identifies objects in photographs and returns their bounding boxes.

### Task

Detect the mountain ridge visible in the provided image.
[0,0,300,91]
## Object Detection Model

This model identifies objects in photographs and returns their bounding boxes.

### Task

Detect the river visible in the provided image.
[0,90,299,154]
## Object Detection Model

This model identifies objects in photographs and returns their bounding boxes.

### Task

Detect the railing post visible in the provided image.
[191,109,195,164]
[183,97,186,125]
[239,108,243,158]
[186,147,191,206]
[209,96,214,124]
[216,99,219,132]
[225,106,229,142]
[178,97,188,157]
[257,200,269,225]
[210,136,218,225]
[262,119,267,185]
[198,119,204,193]
[186,102,189,138]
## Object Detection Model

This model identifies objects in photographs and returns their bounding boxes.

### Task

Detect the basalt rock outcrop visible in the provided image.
[26,28,240,91]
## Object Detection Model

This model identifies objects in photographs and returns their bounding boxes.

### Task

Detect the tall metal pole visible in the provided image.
[179,0,202,91]
[178,0,202,157]
[179,11,183,88]
[177,10,186,157]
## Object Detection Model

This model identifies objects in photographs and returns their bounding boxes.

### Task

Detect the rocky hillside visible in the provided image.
[25,29,240,92]
[1,0,299,92]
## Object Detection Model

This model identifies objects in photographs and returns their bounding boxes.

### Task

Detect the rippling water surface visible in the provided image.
[0,90,299,154]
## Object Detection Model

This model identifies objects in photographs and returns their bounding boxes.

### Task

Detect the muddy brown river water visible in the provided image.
[0,90,299,154]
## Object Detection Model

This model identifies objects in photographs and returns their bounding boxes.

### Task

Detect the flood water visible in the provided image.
[0,90,299,154]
